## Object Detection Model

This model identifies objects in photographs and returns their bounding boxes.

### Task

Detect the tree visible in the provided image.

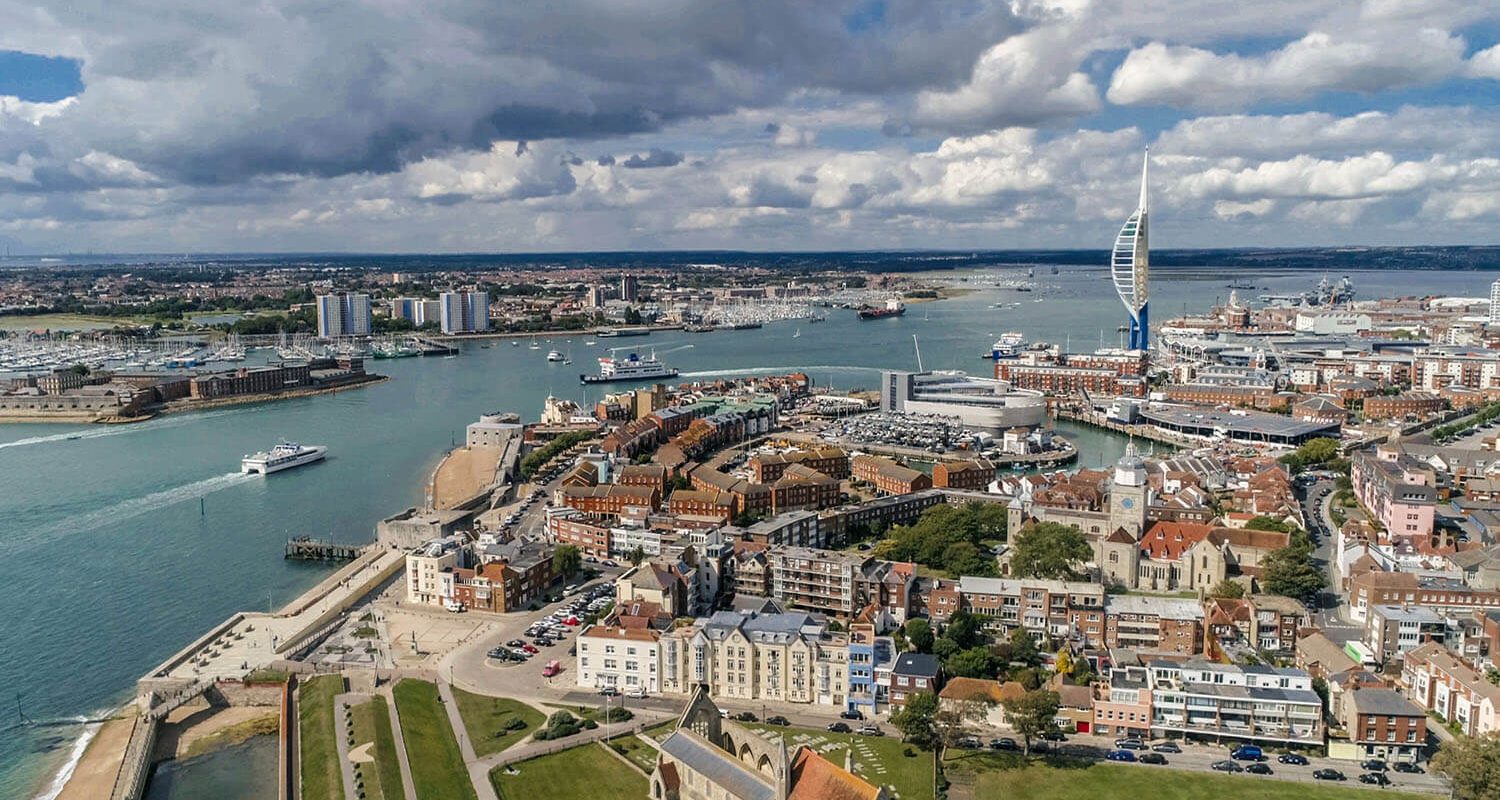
[904,619,934,654]
[1054,648,1073,677]
[1010,522,1091,580]
[935,697,990,747]
[627,545,646,566]
[890,691,939,749]
[1209,579,1246,599]
[946,647,999,679]
[943,611,982,650]
[1001,689,1061,755]
[1432,733,1500,800]
[1245,516,1291,533]
[1008,628,1041,668]
[1261,540,1326,599]
[932,637,960,660]
[942,541,992,577]
[552,545,582,578]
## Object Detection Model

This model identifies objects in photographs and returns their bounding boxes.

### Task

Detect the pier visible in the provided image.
[284,537,365,561]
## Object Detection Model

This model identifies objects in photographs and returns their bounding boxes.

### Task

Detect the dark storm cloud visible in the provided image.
[622,148,684,169]
[2,0,1026,186]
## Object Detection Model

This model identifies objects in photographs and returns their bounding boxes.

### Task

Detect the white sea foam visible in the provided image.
[31,717,98,800]
[0,407,250,451]
[677,364,882,378]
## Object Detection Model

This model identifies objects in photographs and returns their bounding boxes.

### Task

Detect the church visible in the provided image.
[650,687,886,800]
[1005,445,1291,593]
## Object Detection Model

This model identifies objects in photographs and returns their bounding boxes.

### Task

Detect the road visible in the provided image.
[1295,477,1362,644]
[1045,737,1448,795]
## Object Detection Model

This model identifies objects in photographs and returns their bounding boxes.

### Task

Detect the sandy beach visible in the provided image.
[54,715,132,800]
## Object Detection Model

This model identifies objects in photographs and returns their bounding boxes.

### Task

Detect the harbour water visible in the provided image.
[2,263,1495,796]
[141,735,279,800]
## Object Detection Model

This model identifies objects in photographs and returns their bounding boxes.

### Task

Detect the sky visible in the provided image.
[0,0,1498,254]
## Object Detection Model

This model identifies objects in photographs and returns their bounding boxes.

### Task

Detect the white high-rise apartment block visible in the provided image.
[439,290,491,334]
[1489,279,1500,325]
[315,292,372,338]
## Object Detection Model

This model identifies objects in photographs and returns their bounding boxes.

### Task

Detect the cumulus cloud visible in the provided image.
[1108,28,1467,108]
[1469,43,1500,79]
[908,27,1100,131]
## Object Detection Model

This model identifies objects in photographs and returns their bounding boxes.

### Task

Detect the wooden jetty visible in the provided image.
[284,537,364,561]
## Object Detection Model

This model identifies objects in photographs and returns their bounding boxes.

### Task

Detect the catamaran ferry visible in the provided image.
[241,442,327,474]
[580,352,679,385]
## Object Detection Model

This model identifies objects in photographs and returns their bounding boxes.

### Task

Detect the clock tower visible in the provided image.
[1107,443,1149,538]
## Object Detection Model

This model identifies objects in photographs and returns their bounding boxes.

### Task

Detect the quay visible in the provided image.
[284,537,365,561]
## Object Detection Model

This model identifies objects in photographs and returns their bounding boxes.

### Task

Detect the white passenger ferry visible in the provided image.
[241,442,328,474]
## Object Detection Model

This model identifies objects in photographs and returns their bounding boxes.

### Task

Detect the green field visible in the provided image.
[349,696,406,800]
[392,680,478,800]
[606,734,658,773]
[746,722,933,800]
[0,313,132,331]
[297,675,346,800]
[491,743,649,800]
[451,689,545,757]
[944,752,1433,800]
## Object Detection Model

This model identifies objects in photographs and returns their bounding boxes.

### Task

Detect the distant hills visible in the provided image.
[5,246,1500,273]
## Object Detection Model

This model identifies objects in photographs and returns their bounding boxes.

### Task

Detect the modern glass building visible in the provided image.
[1111,151,1150,351]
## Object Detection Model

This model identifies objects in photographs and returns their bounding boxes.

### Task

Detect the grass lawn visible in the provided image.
[943,752,1433,800]
[640,719,676,744]
[451,688,545,757]
[745,722,934,800]
[392,679,478,800]
[349,696,406,800]
[491,743,649,800]
[606,734,658,774]
[298,675,346,800]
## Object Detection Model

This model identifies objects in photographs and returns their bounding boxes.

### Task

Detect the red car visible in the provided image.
[522,643,539,654]
[563,616,581,626]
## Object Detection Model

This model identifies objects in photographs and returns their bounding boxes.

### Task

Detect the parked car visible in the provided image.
[1393,762,1424,774]
[839,709,864,721]
[827,722,851,733]
[766,716,791,727]
[521,643,539,654]
[1138,752,1167,765]
[1151,742,1180,753]
[1361,759,1388,772]
[732,712,757,722]
[1313,769,1346,781]
[598,686,619,697]
[956,736,983,750]
[857,725,884,737]
[1115,738,1147,751]
[1246,763,1273,775]
[1105,750,1137,763]
[625,687,647,699]
[506,639,525,648]
[1231,745,1263,761]
[989,738,1018,751]
[1359,772,1392,787]
[1211,760,1244,773]
[1277,753,1309,765]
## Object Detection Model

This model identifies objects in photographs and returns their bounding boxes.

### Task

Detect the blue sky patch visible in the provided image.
[0,51,82,102]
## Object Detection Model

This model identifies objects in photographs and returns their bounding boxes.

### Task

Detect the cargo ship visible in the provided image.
[858,298,906,320]
[580,351,679,384]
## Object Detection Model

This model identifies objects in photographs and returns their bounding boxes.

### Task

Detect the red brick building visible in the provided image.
[1363,391,1445,420]
[666,489,735,522]
[852,455,932,495]
[558,484,660,516]
[932,459,996,490]
[749,447,850,482]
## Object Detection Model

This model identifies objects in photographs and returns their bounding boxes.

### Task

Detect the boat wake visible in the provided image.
[677,365,883,378]
[0,407,250,452]
[18,472,256,552]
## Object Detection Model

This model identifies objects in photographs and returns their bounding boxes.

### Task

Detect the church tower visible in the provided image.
[1107,443,1149,538]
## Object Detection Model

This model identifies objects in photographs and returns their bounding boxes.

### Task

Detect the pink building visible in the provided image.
[1351,450,1437,551]
[1090,666,1151,739]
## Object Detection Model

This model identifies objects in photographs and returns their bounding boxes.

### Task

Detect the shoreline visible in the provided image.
[0,374,390,425]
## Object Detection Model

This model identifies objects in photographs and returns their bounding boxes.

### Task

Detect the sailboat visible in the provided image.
[792,328,801,339]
